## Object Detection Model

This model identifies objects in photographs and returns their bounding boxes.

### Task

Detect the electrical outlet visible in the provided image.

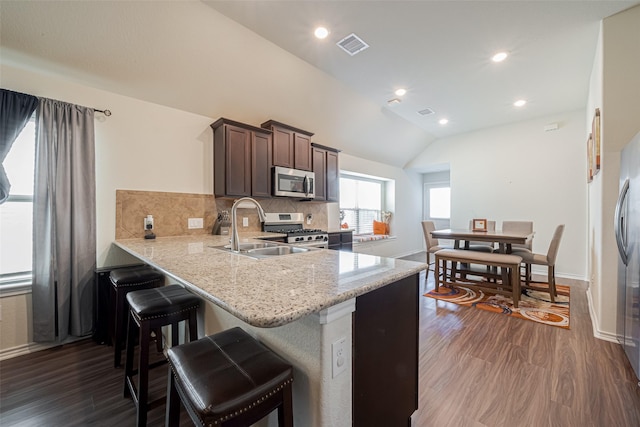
[332,337,348,378]
[242,217,249,227]
[188,218,204,229]
[144,215,154,231]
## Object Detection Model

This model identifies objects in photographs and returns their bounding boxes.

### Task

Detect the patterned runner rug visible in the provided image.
[424,282,570,329]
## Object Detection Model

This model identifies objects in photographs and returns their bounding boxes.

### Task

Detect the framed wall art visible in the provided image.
[592,108,601,174]
[587,133,593,183]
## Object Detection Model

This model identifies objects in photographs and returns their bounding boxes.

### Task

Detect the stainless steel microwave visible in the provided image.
[273,166,315,198]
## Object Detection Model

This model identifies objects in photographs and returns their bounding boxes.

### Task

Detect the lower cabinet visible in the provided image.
[353,274,419,425]
[328,230,352,251]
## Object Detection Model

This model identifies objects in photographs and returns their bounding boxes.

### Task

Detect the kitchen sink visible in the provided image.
[247,246,311,256]
[210,241,316,259]
[222,242,279,251]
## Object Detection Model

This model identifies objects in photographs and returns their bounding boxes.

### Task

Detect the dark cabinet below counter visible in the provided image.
[328,230,352,251]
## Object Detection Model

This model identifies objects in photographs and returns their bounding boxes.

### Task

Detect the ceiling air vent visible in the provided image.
[337,33,369,56]
[417,107,435,116]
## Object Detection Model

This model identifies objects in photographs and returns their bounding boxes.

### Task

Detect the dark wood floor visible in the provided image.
[406,251,640,426]
[2,252,640,426]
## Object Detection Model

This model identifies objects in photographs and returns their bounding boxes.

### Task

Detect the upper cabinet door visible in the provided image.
[326,150,340,202]
[212,118,272,198]
[294,132,312,171]
[262,120,314,171]
[312,146,327,201]
[252,130,272,198]
[272,126,294,169]
[223,125,252,197]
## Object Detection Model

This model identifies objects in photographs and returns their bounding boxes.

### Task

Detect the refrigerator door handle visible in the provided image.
[614,178,630,265]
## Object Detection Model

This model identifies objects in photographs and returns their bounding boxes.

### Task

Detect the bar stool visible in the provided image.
[166,327,294,427]
[124,285,201,427]
[110,265,164,367]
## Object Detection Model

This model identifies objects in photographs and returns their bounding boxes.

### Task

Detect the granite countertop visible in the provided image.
[113,233,426,328]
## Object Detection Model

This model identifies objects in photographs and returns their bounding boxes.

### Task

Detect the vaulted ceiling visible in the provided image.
[1,1,637,167]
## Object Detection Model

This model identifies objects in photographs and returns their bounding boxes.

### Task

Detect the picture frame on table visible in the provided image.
[472,218,487,231]
[592,108,601,174]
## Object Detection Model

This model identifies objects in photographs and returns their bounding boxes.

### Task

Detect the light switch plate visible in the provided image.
[188,218,204,229]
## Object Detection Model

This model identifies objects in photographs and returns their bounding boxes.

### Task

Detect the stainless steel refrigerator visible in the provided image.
[615,131,640,382]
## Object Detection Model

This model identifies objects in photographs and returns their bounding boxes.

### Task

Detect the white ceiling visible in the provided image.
[205,0,636,139]
[0,0,637,167]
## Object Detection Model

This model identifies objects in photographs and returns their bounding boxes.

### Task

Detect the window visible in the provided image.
[429,186,451,219]
[339,174,383,234]
[0,118,35,286]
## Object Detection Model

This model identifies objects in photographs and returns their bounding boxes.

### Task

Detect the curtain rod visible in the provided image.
[93,108,111,116]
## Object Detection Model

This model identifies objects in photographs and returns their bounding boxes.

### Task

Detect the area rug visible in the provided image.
[424,282,570,329]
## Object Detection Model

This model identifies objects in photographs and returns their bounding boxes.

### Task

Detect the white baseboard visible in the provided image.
[0,342,56,361]
[0,336,86,361]
[586,287,620,343]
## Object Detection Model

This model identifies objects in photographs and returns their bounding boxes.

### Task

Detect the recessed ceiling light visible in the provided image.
[387,98,401,106]
[439,118,449,125]
[314,27,329,39]
[492,51,508,62]
[514,99,527,107]
[395,88,407,97]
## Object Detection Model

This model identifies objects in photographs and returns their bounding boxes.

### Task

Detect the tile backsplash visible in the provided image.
[115,189,330,239]
[115,190,216,239]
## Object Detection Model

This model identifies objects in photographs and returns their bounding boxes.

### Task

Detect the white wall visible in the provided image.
[407,110,588,280]
[588,5,640,340]
[0,63,217,354]
[1,63,215,269]
[0,57,427,354]
[336,153,424,258]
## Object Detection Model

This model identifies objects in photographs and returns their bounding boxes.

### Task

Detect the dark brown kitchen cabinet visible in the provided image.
[261,120,313,171]
[312,143,340,202]
[326,149,339,202]
[328,230,352,251]
[312,146,327,200]
[354,274,418,426]
[212,118,272,198]
[251,129,272,198]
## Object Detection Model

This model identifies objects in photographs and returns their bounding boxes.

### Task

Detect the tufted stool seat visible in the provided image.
[166,327,294,427]
[110,265,164,367]
[124,284,201,427]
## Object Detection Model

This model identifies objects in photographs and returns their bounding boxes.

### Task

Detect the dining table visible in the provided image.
[430,228,534,286]
[430,228,534,254]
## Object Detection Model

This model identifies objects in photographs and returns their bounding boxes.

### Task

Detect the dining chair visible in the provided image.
[502,220,534,252]
[422,221,452,281]
[511,224,565,302]
[466,220,496,252]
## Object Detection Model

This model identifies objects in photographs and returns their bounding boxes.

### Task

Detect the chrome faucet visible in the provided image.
[230,197,267,252]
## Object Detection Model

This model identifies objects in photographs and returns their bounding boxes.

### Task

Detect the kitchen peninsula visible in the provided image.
[114,233,425,426]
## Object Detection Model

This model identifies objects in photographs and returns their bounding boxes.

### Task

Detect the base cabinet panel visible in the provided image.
[353,274,419,426]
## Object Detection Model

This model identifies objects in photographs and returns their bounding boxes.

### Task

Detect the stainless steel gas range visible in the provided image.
[262,213,328,248]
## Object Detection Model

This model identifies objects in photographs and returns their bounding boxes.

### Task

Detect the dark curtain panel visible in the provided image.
[0,89,39,203]
[32,98,96,342]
